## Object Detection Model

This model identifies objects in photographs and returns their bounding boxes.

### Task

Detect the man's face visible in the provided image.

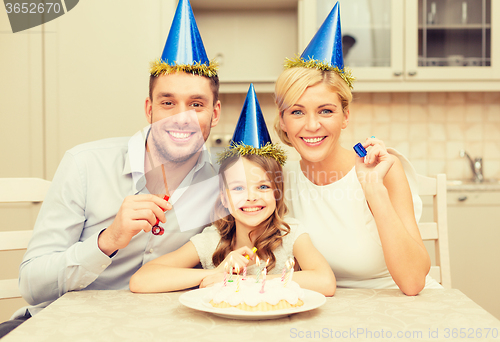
[145,72,221,164]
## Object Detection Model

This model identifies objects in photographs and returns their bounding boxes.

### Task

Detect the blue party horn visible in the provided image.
[353,143,367,158]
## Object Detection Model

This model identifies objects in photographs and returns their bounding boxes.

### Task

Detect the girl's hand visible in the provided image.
[199,272,225,288]
[201,247,256,288]
[200,273,257,288]
[355,137,395,188]
[214,246,256,273]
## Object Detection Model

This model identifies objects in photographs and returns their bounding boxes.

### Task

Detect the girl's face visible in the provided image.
[279,82,349,164]
[222,157,277,231]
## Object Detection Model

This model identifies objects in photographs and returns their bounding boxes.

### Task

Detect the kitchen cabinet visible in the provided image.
[314,0,500,92]
[0,2,171,321]
[0,7,45,323]
[191,0,316,93]
[446,190,500,320]
[422,189,500,320]
[0,9,44,178]
[409,0,495,80]
[195,0,500,93]
[42,0,170,179]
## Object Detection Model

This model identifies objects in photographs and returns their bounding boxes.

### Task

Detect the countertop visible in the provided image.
[447,180,500,192]
[3,289,500,342]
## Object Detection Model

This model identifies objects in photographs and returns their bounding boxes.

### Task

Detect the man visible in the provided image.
[0,0,220,337]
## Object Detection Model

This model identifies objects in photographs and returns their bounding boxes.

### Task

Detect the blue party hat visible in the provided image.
[218,84,286,166]
[284,1,354,88]
[231,84,271,149]
[150,0,217,77]
[302,2,344,70]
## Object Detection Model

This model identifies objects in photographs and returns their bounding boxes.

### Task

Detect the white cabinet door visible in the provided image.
[0,8,45,322]
[313,0,500,91]
[314,0,404,82]
[192,0,299,93]
[42,0,174,178]
[405,0,499,81]
[446,191,500,320]
[0,7,44,178]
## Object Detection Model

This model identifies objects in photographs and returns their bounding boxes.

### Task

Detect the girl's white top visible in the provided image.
[282,148,442,289]
[190,217,306,275]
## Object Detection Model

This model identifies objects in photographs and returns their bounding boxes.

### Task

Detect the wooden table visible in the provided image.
[4,289,500,341]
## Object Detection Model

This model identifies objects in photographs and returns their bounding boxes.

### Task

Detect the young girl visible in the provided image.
[129,151,336,296]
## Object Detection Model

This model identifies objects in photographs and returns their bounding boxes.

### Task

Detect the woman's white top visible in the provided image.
[283,148,442,289]
[190,217,306,275]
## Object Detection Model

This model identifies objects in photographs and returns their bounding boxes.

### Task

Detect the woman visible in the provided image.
[273,66,441,295]
[271,3,440,295]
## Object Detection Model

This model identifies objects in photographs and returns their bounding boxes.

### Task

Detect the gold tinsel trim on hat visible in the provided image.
[284,56,355,89]
[217,142,287,166]
[149,59,219,77]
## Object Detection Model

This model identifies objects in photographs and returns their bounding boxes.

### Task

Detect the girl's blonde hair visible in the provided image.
[274,67,353,146]
[211,154,290,272]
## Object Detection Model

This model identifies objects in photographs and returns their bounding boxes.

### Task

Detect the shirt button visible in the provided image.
[149,249,154,253]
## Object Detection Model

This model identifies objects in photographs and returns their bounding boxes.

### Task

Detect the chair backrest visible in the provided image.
[417,173,451,288]
[0,178,51,300]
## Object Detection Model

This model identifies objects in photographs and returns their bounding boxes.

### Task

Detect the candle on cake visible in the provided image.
[281,260,289,282]
[235,263,241,292]
[284,258,295,287]
[243,247,257,280]
[259,268,267,293]
[228,256,234,282]
[223,262,228,286]
[255,256,261,282]
[288,258,295,283]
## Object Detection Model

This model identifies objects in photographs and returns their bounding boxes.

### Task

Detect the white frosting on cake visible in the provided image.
[209,278,305,307]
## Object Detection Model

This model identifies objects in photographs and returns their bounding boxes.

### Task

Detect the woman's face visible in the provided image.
[222,157,277,231]
[279,82,349,163]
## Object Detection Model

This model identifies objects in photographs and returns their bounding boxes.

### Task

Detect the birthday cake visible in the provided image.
[208,278,305,311]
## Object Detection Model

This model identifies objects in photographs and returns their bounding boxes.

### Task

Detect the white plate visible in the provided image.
[179,288,326,320]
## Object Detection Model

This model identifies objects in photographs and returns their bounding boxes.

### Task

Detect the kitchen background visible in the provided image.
[218,91,500,180]
[1,0,499,322]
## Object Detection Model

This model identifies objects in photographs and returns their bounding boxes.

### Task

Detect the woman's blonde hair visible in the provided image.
[274,67,353,146]
[211,154,290,272]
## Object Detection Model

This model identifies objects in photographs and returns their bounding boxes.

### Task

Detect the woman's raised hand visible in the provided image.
[354,137,395,187]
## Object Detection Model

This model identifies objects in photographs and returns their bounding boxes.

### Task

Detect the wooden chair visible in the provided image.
[0,178,51,300]
[417,173,452,288]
